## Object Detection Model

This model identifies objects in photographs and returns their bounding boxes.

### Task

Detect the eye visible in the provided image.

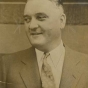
[24,16,32,23]
[36,13,48,21]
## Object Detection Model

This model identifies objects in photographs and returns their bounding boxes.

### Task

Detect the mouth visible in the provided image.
[31,33,42,35]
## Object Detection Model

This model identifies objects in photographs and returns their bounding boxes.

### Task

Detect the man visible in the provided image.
[0,0,88,88]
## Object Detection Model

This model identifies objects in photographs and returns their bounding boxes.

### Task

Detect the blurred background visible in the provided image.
[0,0,88,54]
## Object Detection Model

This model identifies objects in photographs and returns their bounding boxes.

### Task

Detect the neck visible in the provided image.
[35,38,62,53]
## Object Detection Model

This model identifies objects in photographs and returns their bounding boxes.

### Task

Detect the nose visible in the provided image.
[29,17,38,30]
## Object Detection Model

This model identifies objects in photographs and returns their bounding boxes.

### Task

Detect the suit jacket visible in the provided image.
[0,46,88,88]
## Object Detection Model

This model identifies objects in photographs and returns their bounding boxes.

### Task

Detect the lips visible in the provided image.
[31,33,42,35]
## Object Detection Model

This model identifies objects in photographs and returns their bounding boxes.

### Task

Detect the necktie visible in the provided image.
[41,53,56,88]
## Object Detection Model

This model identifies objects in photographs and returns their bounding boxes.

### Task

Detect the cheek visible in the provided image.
[39,22,54,31]
[40,21,60,35]
[24,23,29,31]
[49,19,60,30]
[39,18,60,34]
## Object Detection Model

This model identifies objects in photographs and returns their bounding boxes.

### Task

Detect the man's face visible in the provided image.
[24,0,65,51]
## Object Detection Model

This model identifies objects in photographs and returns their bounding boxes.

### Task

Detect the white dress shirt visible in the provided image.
[35,41,65,88]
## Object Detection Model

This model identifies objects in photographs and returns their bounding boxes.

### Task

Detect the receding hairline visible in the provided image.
[25,0,64,14]
[48,0,64,13]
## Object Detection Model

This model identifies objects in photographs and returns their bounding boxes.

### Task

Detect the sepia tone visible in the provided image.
[0,0,88,88]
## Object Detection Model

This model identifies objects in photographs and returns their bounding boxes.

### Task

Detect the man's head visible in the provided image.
[24,0,66,52]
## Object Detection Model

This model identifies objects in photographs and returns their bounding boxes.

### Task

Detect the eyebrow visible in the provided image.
[23,12,49,18]
[35,12,45,15]
[23,15,30,18]
[35,12,49,17]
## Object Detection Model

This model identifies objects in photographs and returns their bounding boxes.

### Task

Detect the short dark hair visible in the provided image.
[49,0,63,5]
[48,0,64,13]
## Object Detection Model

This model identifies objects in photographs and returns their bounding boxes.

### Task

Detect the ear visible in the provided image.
[60,13,66,29]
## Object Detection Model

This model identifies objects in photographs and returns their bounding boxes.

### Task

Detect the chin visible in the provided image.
[31,42,43,47]
[29,37,47,48]
[30,41,45,48]
[29,38,45,45]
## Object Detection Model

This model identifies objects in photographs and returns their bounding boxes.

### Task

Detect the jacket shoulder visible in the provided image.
[65,45,88,59]
[0,47,35,67]
[65,45,88,68]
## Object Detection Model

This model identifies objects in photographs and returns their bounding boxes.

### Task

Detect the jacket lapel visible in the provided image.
[60,46,83,88]
[19,47,42,88]
[19,46,85,88]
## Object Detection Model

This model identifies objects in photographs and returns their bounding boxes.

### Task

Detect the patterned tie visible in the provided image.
[41,53,56,88]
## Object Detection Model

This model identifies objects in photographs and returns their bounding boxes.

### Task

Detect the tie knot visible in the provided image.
[44,53,50,58]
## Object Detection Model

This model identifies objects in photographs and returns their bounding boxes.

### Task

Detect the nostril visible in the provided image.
[30,27,38,31]
[29,24,38,30]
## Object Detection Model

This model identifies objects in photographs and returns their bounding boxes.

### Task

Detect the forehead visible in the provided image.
[24,0,60,15]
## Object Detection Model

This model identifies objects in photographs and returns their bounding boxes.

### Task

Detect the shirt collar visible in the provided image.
[35,40,65,67]
[35,48,44,63]
[49,40,65,67]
